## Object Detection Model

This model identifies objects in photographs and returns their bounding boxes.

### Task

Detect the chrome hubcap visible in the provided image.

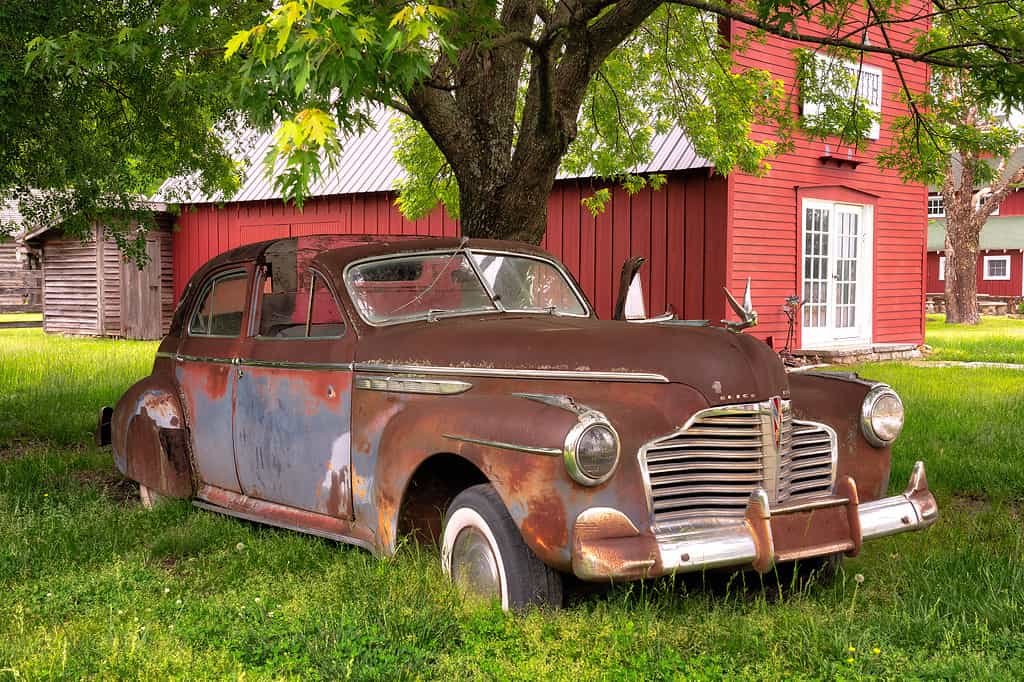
[450,526,501,601]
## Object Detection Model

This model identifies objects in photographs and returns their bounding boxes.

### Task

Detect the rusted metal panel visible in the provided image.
[234,366,354,517]
[788,371,892,501]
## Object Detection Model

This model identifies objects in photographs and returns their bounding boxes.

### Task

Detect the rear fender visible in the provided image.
[111,377,194,498]
[788,371,892,501]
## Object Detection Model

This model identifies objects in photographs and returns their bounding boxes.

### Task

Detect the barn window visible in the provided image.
[983,255,1011,280]
[188,270,248,337]
[801,53,883,140]
[927,194,945,217]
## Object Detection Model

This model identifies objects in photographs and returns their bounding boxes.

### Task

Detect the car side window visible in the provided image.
[188,271,248,337]
[255,256,345,339]
[307,272,345,338]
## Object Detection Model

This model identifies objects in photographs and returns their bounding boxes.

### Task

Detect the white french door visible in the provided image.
[801,200,872,348]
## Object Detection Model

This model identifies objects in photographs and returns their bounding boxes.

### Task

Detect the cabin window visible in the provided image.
[928,194,945,218]
[801,53,882,140]
[188,271,248,337]
[983,255,1011,280]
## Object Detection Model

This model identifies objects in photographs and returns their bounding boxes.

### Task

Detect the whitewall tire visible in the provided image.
[441,484,563,611]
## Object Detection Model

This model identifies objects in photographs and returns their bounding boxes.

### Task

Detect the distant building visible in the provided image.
[0,202,42,313]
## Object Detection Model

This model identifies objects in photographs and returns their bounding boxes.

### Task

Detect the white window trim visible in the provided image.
[983,255,1011,281]
[927,194,945,218]
[938,256,946,281]
[802,54,883,140]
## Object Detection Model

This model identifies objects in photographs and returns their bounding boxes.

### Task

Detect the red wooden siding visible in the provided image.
[171,172,727,321]
[999,189,1024,216]
[727,4,929,348]
[926,250,1024,297]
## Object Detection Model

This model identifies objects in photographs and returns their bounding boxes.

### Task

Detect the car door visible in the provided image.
[233,243,355,518]
[175,266,252,493]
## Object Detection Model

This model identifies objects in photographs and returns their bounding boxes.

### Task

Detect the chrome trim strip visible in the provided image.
[443,433,562,456]
[355,375,472,395]
[158,351,235,365]
[159,352,354,371]
[241,359,354,371]
[513,392,589,415]
[355,363,669,383]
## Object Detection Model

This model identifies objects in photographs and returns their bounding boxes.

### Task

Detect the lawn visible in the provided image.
[0,312,42,323]
[2,328,1024,679]
[925,313,1024,364]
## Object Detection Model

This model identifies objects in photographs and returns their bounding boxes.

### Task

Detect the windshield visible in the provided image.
[346,252,497,324]
[345,250,589,324]
[471,252,587,316]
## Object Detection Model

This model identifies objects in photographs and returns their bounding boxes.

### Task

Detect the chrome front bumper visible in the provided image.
[572,461,938,580]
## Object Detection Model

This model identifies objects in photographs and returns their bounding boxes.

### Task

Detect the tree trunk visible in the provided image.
[943,226,981,325]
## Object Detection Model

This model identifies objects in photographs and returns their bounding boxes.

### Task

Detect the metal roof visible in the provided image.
[154,108,709,205]
[928,216,1024,251]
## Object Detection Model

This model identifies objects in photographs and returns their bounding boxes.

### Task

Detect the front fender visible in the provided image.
[353,381,708,571]
[788,371,892,501]
[111,376,194,498]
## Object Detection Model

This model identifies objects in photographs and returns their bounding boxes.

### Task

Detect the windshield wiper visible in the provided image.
[387,236,472,316]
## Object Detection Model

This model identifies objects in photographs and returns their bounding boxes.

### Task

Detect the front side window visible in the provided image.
[471,252,587,316]
[188,271,248,337]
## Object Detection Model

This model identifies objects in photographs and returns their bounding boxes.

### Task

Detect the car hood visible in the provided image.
[355,315,789,405]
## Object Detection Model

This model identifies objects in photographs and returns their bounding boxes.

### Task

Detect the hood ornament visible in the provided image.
[722,278,758,333]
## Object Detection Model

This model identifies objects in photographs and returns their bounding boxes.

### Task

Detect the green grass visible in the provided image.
[2,328,1024,679]
[0,312,42,323]
[925,314,1024,364]
[0,329,157,445]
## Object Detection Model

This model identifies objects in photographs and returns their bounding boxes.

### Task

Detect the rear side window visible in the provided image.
[188,271,248,337]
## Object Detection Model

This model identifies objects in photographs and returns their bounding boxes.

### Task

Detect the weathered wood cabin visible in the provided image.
[24,219,174,339]
[0,204,42,313]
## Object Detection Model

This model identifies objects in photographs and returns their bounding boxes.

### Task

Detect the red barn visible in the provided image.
[162,6,930,357]
[926,189,1024,300]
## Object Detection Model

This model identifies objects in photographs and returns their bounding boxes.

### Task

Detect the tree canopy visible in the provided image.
[6,0,1024,249]
[0,0,264,260]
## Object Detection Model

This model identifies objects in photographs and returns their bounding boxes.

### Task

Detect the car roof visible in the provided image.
[191,235,553,276]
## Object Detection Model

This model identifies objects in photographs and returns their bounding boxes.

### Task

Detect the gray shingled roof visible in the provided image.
[928,216,1024,251]
[155,108,709,204]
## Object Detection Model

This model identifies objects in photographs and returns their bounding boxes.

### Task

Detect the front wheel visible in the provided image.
[441,484,563,611]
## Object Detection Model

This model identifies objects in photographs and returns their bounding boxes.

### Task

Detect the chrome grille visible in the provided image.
[642,399,836,530]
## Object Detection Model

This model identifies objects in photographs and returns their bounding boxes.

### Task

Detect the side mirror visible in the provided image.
[613,256,676,322]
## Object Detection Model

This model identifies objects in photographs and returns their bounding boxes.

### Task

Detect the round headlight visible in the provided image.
[564,418,620,486]
[861,385,905,447]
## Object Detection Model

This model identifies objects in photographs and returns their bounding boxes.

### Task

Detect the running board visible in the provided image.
[193,484,378,555]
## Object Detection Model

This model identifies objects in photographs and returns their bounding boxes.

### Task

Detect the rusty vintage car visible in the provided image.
[99,235,937,609]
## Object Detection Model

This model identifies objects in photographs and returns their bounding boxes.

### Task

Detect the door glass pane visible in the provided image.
[802,207,830,328]
[308,273,346,338]
[188,271,248,337]
[834,210,859,329]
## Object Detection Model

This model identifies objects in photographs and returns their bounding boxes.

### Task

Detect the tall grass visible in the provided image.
[0,328,157,445]
[1,329,1024,678]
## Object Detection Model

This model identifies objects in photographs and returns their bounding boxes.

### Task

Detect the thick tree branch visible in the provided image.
[662,0,966,67]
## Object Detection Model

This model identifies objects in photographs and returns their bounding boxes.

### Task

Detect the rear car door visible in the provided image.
[233,241,355,518]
